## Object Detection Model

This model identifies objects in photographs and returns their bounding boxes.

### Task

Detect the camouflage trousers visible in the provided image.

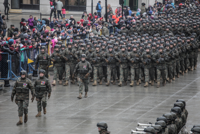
[107,66,116,82]
[39,65,49,78]
[144,68,150,82]
[189,57,194,68]
[157,69,166,82]
[78,78,89,94]
[166,64,173,79]
[36,94,47,112]
[168,124,177,134]
[102,66,107,79]
[180,59,185,72]
[149,67,156,81]
[93,66,103,81]
[130,68,140,81]
[176,60,180,75]
[184,58,189,70]
[119,67,128,82]
[53,66,63,80]
[65,63,75,81]
[16,100,29,117]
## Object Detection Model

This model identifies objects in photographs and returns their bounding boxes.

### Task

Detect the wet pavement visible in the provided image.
[0,14,200,134]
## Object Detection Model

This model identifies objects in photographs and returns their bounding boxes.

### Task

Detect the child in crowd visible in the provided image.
[62,7,66,19]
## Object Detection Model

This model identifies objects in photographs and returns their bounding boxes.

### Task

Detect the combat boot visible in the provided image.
[35,112,41,117]
[144,82,148,87]
[59,80,62,85]
[139,79,141,84]
[149,80,151,84]
[99,79,102,85]
[151,81,154,86]
[43,107,46,114]
[118,82,122,87]
[124,81,127,86]
[130,81,134,87]
[24,114,28,123]
[163,80,166,86]
[177,74,179,78]
[52,80,56,86]
[172,77,175,81]
[71,79,75,84]
[194,65,197,70]
[106,81,110,86]
[190,67,193,71]
[77,93,82,99]
[166,78,169,82]
[16,117,23,126]
[92,80,97,86]
[85,92,88,98]
[157,82,160,88]
[90,79,93,82]
[185,69,188,73]
[112,81,115,85]
[136,80,140,86]
[169,79,172,83]
[182,71,184,75]
[63,81,68,86]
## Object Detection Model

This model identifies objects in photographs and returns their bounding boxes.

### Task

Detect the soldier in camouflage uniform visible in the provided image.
[100,43,107,82]
[103,45,117,86]
[155,120,169,134]
[114,43,120,80]
[165,43,174,83]
[86,42,94,82]
[51,45,64,86]
[35,46,51,78]
[61,42,77,86]
[163,113,178,134]
[35,69,51,117]
[171,107,183,133]
[97,122,110,134]
[73,54,92,99]
[127,45,140,86]
[90,45,103,86]
[141,46,152,87]
[11,70,35,126]
[156,46,167,88]
[115,45,129,86]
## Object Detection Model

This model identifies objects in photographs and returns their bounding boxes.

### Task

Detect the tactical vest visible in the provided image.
[108,52,116,64]
[39,54,49,65]
[35,79,48,93]
[78,62,89,74]
[16,81,29,94]
[120,52,128,63]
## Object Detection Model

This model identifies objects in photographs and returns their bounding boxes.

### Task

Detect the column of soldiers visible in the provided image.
[132,99,188,134]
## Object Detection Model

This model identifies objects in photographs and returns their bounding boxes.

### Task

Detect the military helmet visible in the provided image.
[159,46,164,50]
[133,45,137,49]
[79,40,84,43]
[171,107,182,116]
[174,102,184,111]
[157,116,167,123]
[101,43,106,46]
[107,41,112,45]
[146,46,151,49]
[68,42,73,46]
[144,127,156,134]
[20,70,27,76]
[121,45,126,49]
[191,127,200,133]
[54,45,59,49]
[73,40,78,44]
[93,41,98,44]
[81,54,86,58]
[108,45,113,49]
[61,44,66,48]
[176,99,186,108]
[155,121,167,129]
[39,69,46,75]
[127,44,132,48]
[153,125,162,133]
[57,41,62,45]
[170,112,177,121]
[80,44,86,48]
[97,122,108,130]
[41,46,46,50]
[114,43,118,46]
[163,113,173,122]
[87,42,92,46]
[96,45,101,48]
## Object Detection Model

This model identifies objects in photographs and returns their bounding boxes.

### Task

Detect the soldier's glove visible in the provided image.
[84,73,90,78]
[105,59,109,63]
[64,57,68,61]
[11,96,14,102]
[156,61,159,64]
[57,53,61,57]
[161,55,164,58]
[46,66,49,70]
[92,60,96,63]
[110,54,113,57]
[69,52,73,55]
[51,59,56,62]
[143,62,146,65]
[89,49,92,52]
[31,96,35,102]
[118,60,121,63]
[48,93,51,99]
[131,60,134,63]
[123,54,126,57]
[147,55,151,58]
[135,54,139,57]
[77,59,80,62]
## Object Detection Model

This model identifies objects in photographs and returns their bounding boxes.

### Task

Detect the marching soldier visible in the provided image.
[97,122,110,134]
[11,70,35,126]
[35,46,51,78]
[35,69,51,117]
[73,54,92,99]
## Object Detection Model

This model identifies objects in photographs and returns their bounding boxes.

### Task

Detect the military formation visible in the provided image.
[132,99,188,134]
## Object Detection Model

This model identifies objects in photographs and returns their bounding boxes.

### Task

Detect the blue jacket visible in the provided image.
[97,3,102,12]
[129,10,132,16]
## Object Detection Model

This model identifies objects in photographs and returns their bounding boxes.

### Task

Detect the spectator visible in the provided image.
[33,17,38,26]
[7,25,14,37]
[107,4,113,15]
[0,10,3,30]
[141,3,146,16]
[50,0,57,21]
[28,15,34,29]
[97,1,102,17]
[2,15,7,37]
[62,7,66,19]
[124,6,129,17]
[128,7,132,16]
[69,15,76,26]
[56,0,63,19]
[3,0,9,20]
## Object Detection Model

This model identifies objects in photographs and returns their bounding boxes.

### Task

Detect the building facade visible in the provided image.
[0,0,176,15]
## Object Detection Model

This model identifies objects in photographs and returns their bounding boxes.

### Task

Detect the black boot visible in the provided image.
[4,80,10,87]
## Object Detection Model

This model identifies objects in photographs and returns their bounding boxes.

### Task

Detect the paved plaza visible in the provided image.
[0,14,200,134]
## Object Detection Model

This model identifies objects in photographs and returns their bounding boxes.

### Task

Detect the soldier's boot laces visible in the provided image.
[136,80,140,86]
[84,92,88,98]
[35,112,41,117]
[157,82,160,88]
[43,107,46,114]
[77,93,82,99]
[59,80,62,85]
[106,81,110,86]
[130,81,134,87]
[151,81,154,86]
[24,114,28,123]
[52,80,56,86]
[99,79,102,85]
[118,82,122,87]
[16,116,23,126]
[144,82,148,87]
[92,80,97,86]
[63,81,68,86]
